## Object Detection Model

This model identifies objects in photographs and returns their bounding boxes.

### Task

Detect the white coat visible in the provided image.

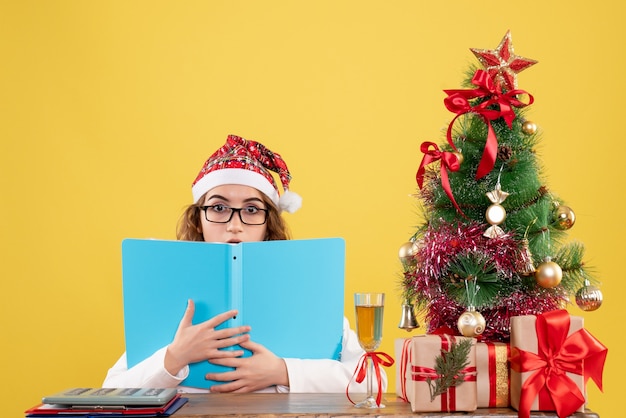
[103,317,387,394]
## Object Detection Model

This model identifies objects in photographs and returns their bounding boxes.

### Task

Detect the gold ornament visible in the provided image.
[521,120,537,135]
[552,204,576,230]
[484,183,510,238]
[535,257,562,288]
[486,204,507,225]
[575,279,603,311]
[453,151,464,165]
[457,307,486,337]
[519,238,535,275]
[399,241,417,266]
[398,241,413,259]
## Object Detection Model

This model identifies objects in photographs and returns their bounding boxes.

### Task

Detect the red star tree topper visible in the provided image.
[470,30,537,91]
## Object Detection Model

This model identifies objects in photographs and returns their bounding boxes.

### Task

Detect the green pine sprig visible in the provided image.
[427,338,473,402]
[443,251,500,308]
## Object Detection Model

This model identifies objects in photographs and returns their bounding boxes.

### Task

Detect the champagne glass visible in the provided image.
[354,292,385,408]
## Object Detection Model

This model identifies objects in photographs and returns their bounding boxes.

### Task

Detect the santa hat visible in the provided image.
[191,134,302,213]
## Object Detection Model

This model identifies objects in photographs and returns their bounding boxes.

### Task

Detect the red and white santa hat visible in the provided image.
[191,134,302,213]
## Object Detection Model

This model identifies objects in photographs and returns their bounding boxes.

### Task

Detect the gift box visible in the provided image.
[394,338,413,401]
[405,334,477,412]
[510,309,607,418]
[476,341,510,408]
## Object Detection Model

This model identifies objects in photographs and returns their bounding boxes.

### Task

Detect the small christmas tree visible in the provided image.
[399,31,603,342]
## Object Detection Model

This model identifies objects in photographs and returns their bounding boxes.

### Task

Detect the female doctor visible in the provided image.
[103,134,387,394]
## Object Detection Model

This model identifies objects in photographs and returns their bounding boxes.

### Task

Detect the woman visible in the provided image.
[103,134,386,393]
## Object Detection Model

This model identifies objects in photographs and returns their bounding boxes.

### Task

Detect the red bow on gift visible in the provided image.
[347,351,394,407]
[510,309,608,418]
[416,141,464,216]
[444,69,533,179]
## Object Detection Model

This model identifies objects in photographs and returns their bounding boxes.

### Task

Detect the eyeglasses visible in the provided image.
[199,204,269,225]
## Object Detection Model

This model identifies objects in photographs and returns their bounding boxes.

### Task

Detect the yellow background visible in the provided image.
[1,1,623,416]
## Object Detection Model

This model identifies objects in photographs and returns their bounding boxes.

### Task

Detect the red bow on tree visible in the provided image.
[416,141,464,216]
[444,69,533,179]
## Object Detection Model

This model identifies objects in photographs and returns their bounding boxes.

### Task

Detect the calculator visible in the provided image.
[42,387,178,406]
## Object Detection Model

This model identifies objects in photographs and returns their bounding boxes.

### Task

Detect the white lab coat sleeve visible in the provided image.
[282,317,388,393]
[102,346,189,388]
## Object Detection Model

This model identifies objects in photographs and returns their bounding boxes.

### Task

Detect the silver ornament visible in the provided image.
[575,279,603,311]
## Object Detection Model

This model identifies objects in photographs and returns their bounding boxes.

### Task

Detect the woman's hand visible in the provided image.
[164,299,251,376]
[205,340,289,393]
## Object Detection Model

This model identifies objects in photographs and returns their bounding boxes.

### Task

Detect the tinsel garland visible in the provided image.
[413,222,523,280]
[424,292,563,342]
[404,222,566,342]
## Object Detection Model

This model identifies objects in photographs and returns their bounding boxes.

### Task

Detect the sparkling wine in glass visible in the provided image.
[354,292,385,408]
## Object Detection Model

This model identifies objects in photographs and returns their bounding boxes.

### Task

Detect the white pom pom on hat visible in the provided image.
[191,134,302,213]
[279,190,303,213]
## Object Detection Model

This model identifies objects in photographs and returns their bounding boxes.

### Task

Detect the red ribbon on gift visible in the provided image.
[346,351,394,407]
[431,326,460,336]
[510,309,608,418]
[409,335,477,412]
[484,341,510,408]
[415,141,464,217]
[399,338,412,402]
[444,69,533,179]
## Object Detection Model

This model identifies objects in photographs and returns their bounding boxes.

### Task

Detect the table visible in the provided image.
[172,393,599,417]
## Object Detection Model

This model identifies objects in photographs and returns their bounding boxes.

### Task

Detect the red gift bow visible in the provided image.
[415,141,464,216]
[346,351,394,407]
[410,334,477,412]
[444,69,534,179]
[510,309,608,418]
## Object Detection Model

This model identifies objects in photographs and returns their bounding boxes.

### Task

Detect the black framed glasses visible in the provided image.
[199,204,269,225]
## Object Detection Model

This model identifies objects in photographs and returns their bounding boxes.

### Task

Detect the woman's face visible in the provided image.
[199,184,268,243]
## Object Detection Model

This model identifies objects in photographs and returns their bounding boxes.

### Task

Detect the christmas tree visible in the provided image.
[399,31,603,342]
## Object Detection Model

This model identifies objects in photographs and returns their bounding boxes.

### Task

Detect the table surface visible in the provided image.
[172,393,599,417]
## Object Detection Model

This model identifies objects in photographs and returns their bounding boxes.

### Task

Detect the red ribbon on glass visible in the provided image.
[444,69,533,179]
[410,334,477,412]
[510,309,608,418]
[347,351,394,407]
[415,141,464,216]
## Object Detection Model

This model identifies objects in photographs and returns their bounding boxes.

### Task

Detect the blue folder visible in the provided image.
[121,238,345,388]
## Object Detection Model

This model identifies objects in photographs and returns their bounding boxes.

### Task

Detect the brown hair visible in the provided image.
[176,193,291,242]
